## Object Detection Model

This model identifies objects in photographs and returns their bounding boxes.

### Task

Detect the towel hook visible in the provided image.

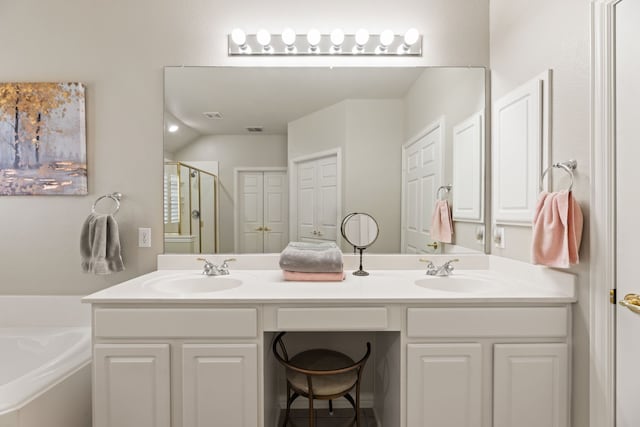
[92,192,122,215]
[436,184,452,201]
[539,160,577,192]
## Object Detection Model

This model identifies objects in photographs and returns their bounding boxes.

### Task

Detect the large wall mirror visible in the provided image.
[164,67,488,255]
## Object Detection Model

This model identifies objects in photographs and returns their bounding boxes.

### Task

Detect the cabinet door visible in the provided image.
[493,343,568,427]
[93,344,170,427]
[407,343,482,427]
[182,344,258,427]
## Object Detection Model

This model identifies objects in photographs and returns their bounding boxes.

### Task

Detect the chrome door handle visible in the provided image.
[619,293,640,314]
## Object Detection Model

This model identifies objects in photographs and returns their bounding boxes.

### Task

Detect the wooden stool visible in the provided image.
[273,332,371,427]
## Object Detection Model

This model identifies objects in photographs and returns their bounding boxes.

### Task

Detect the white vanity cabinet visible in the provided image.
[405,306,571,427]
[91,307,260,427]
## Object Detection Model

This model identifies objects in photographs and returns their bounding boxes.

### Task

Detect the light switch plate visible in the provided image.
[138,228,151,248]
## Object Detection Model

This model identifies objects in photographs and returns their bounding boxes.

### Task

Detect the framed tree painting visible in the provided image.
[0,82,87,195]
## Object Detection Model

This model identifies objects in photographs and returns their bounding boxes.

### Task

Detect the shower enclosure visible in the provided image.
[164,162,218,253]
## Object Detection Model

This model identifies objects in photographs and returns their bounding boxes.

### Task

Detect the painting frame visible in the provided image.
[0,82,87,196]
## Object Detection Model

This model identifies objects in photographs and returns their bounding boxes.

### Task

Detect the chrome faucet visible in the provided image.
[197,258,236,276]
[420,258,459,276]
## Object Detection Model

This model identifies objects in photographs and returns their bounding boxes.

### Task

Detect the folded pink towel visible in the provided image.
[283,271,345,282]
[531,190,583,268]
[430,200,453,243]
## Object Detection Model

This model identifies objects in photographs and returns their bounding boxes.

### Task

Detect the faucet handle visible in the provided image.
[419,258,434,265]
[444,258,460,265]
[221,258,236,268]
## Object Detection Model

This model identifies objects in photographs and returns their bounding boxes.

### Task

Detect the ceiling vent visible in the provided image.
[246,126,264,133]
[203,111,223,119]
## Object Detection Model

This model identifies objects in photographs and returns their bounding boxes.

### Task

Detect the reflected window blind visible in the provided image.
[164,174,180,224]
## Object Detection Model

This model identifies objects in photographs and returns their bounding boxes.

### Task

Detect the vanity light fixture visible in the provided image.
[307,28,321,53]
[168,124,179,133]
[256,29,272,53]
[353,28,370,53]
[376,29,395,54]
[227,28,422,56]
[281,28,297,53]
[330,28,345,53]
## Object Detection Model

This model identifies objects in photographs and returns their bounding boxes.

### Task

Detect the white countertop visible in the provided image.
[83,257,577,305]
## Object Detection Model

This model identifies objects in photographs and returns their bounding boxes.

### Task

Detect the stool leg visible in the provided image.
[329,399,333,415]
[355,381,361,427]
[308,397,315,427]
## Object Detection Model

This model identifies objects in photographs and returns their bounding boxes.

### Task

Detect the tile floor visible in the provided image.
[278,408,377,427]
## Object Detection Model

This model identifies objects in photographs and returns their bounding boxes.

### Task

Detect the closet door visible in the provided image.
[297,160,318,240]
[263,171,288,253]
[238,172,265,253]
[315,155,338,241]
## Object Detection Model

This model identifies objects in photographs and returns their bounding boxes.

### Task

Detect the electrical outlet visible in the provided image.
[493,226,505,249]
[138,228,151,248]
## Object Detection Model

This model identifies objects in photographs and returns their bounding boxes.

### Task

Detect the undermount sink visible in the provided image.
[414,275,505,293]
[146,274,242,294]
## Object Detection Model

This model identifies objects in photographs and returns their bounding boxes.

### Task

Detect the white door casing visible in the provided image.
[614,1,640,425]
[590,1,624,427]
[401,118,444,253]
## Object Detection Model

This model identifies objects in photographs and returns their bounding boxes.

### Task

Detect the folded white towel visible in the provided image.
[80,213,125,274]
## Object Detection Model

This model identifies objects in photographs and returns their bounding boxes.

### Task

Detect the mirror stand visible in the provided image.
[353,247,369,276]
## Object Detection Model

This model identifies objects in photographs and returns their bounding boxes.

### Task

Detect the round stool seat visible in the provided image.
[287,349,357,396]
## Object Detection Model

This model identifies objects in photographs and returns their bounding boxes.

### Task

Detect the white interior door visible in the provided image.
[263,171,288,253]
[295,153,338,243]
[315,155,338,241]
[402,120,442,253]
[238,171,264,253]
[615,1,640,425]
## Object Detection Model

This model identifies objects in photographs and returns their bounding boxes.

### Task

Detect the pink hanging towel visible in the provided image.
[531,190,583,268]
[430,200,453,243]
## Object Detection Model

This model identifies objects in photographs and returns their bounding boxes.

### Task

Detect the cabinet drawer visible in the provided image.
[94,308,257,338]
[274,307,388,331]
[407,307,569,338]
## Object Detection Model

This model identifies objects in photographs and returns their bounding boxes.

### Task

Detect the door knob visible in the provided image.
[426,242,439,250]
[256,226,264,231]
[264,227,271,232]
[619,293,640,314]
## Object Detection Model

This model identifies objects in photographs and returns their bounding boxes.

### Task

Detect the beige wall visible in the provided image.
[0,0,489,294]
[489,0,590,425]
[175,134,287,253]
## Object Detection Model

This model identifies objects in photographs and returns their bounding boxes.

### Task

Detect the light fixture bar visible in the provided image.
[228,31,422,56]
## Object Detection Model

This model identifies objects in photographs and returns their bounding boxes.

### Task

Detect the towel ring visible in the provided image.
[539,160,577,192]
[436,184,452,200]
[92,192,122,215]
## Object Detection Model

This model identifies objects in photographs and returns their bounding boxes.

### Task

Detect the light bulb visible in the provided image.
[403,28,419,46]
[307,28,321,47]
[230,28,246,47]
[281,28,296,46]
[330,28,345,46]
[256,29,271,47]
[355,28,369,46]
[379,29,394,47]
[168,125,179,133]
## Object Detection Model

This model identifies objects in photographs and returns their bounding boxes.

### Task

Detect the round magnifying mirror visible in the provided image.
[341,213,379,276]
